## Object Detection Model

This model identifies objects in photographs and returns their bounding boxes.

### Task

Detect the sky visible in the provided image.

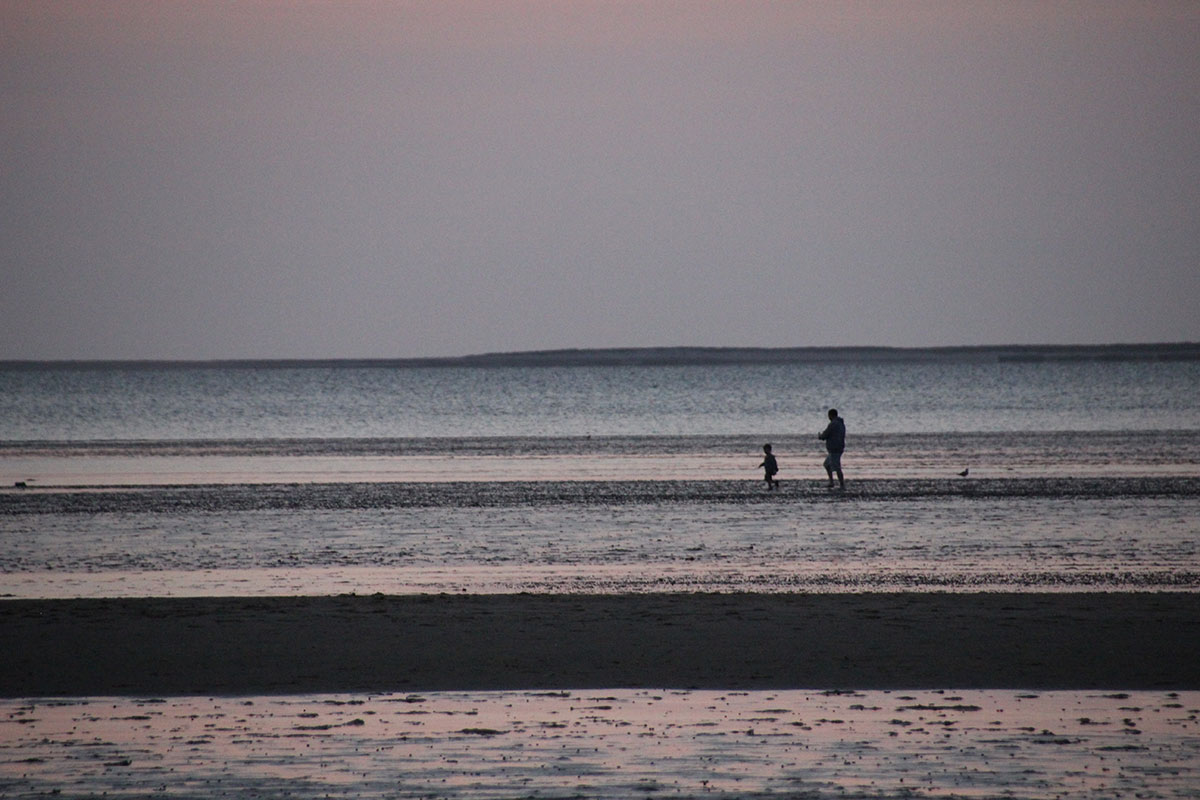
[2,1,1199,360]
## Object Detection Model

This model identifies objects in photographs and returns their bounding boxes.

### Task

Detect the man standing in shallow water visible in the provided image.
[818,408,846,489]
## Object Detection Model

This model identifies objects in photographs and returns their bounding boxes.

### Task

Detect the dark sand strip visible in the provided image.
[3,593,1198,696]
[4,477,1199,513]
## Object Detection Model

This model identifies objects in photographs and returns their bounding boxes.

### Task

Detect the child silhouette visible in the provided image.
[759,443,779,490]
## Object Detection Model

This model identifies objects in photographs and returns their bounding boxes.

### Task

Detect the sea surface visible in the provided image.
[2,355,1199,597]
[3,358,1199,440]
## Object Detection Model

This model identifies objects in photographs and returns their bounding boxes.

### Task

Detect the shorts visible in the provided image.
[823,452,842,472]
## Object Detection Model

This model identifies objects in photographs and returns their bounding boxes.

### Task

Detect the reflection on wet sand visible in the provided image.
[4,478,1197,598]
[3,690,1197,799]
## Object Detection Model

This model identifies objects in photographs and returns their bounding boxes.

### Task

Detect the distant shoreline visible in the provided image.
[3,342,1199,370]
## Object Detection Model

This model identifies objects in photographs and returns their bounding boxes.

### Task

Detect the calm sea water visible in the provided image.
[2,358,1199,597]
[2,359,1198,441]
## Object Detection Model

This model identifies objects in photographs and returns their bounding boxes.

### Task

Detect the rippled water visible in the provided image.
[3,359,1199,440]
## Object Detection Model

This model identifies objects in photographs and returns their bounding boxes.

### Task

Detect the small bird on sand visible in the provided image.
[957,468,969,477]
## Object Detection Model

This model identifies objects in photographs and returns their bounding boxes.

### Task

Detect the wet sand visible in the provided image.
[5,478,1199,598]
[3,689,1198,799]
[3,593,1198,697]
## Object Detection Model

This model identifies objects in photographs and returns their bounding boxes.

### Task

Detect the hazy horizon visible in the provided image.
[3,340,1198,369]
[4,1,1198,360]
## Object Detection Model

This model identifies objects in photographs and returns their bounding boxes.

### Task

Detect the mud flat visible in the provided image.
[3,592,1198,697]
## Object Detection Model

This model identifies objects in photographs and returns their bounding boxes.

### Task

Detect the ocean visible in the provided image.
[3,356,1199,440]
[2,353,1198,597]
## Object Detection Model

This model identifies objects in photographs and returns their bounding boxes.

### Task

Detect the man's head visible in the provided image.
[828,409,838,420]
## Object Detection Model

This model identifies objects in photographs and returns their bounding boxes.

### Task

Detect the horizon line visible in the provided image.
[2,342,1199,369]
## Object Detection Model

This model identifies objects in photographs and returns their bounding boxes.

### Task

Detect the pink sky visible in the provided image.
[3,1,1198,359]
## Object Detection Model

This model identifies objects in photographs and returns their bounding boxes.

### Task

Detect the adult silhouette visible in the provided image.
[818,408,845,489]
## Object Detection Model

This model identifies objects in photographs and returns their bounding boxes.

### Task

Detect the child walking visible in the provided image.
[759,443,779,490]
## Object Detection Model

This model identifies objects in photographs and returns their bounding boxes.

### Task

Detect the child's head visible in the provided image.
[762,443,772,453]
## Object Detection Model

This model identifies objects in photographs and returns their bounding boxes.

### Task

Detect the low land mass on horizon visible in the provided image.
[2,342,1198,370]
